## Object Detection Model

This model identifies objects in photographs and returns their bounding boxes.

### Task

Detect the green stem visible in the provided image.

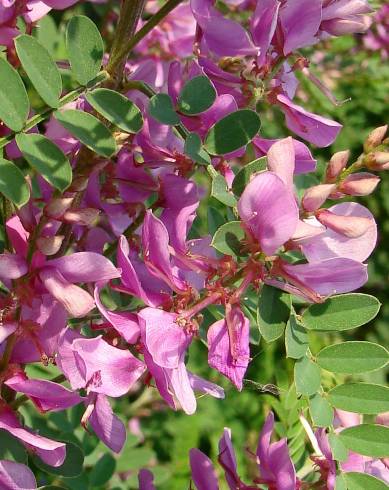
[0,71,109,150]
[107,0,184,73]
[107,0,147,85]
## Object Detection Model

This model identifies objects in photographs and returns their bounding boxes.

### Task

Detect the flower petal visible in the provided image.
[189,448,219,490]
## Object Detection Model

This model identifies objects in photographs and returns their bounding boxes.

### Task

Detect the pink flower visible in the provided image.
[0,460,37,489]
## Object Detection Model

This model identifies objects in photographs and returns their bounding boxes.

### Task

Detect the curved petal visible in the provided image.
[238,171,299,255]
[0,460,37,489]
[49,252,120,283]
[0,254,27,280]
[189,448,219,490]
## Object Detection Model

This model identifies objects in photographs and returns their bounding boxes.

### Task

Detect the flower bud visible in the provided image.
[338,172,380,196]
[315,209,372,238]
[37,236,64,256]
[364,125,388,152]
[325,150,350,182]
[63,208,100,226]
[44,198,74,219]
[302,184,336,212]
[365,151,389,171]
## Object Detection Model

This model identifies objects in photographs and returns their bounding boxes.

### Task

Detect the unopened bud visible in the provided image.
[63,208,100,226]
[364,125,388,152]
[325,150,350,182]
[339,172,380,196]
[37,235,64,256]
[315,209,372,238]
[365,151,389,171]
[302,184,336,212]
[44,198,73,219]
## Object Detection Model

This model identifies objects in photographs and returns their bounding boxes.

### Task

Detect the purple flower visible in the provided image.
[189,448,219,490]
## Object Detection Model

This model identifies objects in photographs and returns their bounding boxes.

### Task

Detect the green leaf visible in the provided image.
[86,89,143,133]
[301,294,380,331]
[33,441,84,477]
[339,424,389,458]
[16,133,72,192]
[54,109,117,157]
[211,221,245,257]
[15,34,62,108]
[204,109,261,155]
[116,447,155,473]
[294,356,321,396]
[257,285,291,342]
[66,15,104,86]
[0,429,28,463]
[285,314,308,359]
[232,156,267,196]
[0,158,30,207]
[328,383,389,414]
[335,474,348,490]
[316,341,388,374]
[148,94,180,125]
[329,433,349,462]
[89,453,116,487]
[178,75,216,115]
[184,132,211,165]
[344,472,389,490]
[211,173,237,207]
[0,58,29,131]
[309,394,334,427]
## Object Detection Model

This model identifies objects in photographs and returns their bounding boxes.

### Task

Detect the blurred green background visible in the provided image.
[2,2,388,488]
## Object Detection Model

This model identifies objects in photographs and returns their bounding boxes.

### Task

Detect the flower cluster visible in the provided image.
[0,0,387,488]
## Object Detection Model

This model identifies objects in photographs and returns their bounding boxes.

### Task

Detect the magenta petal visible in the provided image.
[280,0,322,54]
[88,394,126,453]
[5,375,83,412]
[0,460,37,489]
[40,0,79,8]
[207,310,250,391]
[139,307,191,369]
[218,428,241,490]
[138,469,156,490]
[257,412,274,480]
[94,284,140,344]
[302,202,377,262]
[189,448,219,490]
[191,0,257,57]
[282,258,368,296]
[188,373,225,399]
[143,350,176,410]
[50,252,120,283]
[251,0,280,66]
[268,439,296,490]
[0,253,27,280]
[71,336,146,397]
[0,408,66,467]
[57,329,87,390]
[142,211,187,292]
[238,171,299,255]
[40,267,95,318]
[266,136,295,188]
[277,94,342,147]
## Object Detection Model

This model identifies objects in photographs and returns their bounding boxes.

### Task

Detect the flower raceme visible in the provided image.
[0,0,387,487]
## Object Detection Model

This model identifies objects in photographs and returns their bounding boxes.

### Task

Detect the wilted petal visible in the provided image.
[238,172,299,255]
[302,203,377,262]
[49,252,120,283]
[189,448,219,490]
[0,253,27,280]
[138,469,156,490]
[5,374,83,412]
[40,267,95,318]
[0,460,37,490]
[282,258,368,296]
[277,94,342,147]
[207,308,250,391]
[88,394,126,453]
